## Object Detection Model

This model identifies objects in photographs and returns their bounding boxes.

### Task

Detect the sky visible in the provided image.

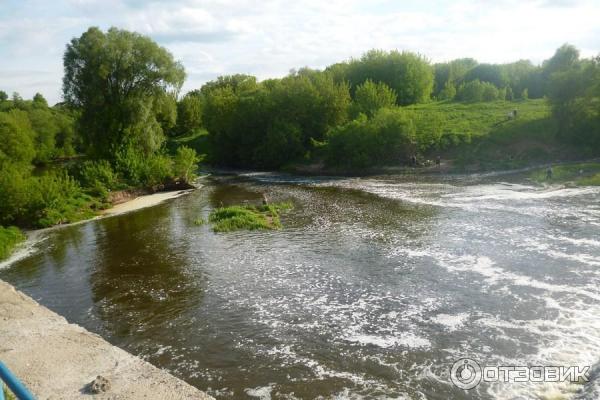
[1,0,599,104]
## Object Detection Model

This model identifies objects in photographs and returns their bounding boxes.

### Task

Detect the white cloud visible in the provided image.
[0,0,598,104]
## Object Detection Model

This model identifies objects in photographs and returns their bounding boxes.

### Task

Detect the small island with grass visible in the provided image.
[197,202,293,232]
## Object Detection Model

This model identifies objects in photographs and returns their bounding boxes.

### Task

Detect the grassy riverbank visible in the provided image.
[0,226,26,261]
[287,98,595,175]
[529,162,600,186]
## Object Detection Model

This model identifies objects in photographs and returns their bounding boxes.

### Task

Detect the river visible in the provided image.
[1,171,600,399]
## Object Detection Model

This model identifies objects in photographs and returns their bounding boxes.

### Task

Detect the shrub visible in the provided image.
[115,146,174,188]
[27,171,97,227]
[173,146,200,183]
[0,164,30,226]
[74,160,119,198]
[456,80,500,102]
[326,108,416,168]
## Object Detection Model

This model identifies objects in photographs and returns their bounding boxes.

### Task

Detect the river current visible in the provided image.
[1,171,600,399]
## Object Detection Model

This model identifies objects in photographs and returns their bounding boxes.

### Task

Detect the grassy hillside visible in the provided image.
[405,99,592,171]
[406,99,550,139]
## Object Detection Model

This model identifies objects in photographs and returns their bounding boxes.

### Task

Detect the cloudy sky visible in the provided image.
[1,0,599,104]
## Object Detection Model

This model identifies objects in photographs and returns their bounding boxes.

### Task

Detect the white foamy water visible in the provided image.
[2,173,600,399]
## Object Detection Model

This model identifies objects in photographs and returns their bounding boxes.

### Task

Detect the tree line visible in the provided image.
[181,43,599,169]
[1,26,599,233]
[0,27,200,230]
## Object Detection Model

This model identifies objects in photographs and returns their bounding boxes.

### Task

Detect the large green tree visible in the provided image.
[63,27,185,159]
[352,79,397,117]
[333,49,433,105]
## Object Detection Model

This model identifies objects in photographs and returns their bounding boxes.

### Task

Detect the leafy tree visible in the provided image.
[28,108,59,163]
[482,84,499,101]
[543,44,580,77]
[547,54,600,145]
[0,110,36,166]
[456,80,499,102]
[352,79,397,117]
[438,81,456,101]
[175,92,203,135]
[341,49,434,105]
[63,27,185,159]
[326,108,416,168]
[173,146,200,182]
[32,93,48,108]
[252,120,304,168]
[433,58,477,96]
[464,64,508,88]
[0,91,8,102]
[505,86,514,100]
[200,74,257,96]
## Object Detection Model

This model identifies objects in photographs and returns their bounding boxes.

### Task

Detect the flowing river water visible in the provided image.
[2,171,600,399]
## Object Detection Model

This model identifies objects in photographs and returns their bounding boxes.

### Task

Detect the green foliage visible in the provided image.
[115,146,174,188]
[208,202,293,232]
[0,164,99,228]
[194,217,206,225]
[0,164,30,225]
[0,226,25,261]
[456,80,500,102]
[433,58,478,97]
[338,49,433,105]
[326,108,416,169]
[352,79,397,117]
[27,172,97,227]
[175,93,203,135]
[203,71,350,168]
[173,146,200,183]
[32,93,48,108]
[0,110,36,166]
[252,120,304,169]
[529,163,600,186]
[406,98,550,133]
[438,81,456,101]
[63,27,185,159]
[464,64,509,88]
[73,160,120,198]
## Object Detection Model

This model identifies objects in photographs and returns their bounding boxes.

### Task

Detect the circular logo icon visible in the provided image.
[450,358,482,390]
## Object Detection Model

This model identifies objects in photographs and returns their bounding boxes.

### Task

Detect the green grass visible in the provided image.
[530,162,600,186]
[0,226,26,261]
[167,129,211,158]
[403,99,582,171]
[207,202,293,232]
[405,98,551,140]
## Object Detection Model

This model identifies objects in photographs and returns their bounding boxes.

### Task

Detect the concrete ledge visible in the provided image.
[0,280,213,399]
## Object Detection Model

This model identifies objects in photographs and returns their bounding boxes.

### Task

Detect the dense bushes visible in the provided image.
[72,160,120,198]
[329,49,434,105]
[326,108,416,169]
[0,166,97,228]
[456,80,503,102]
[352,80,397,117]
[203,71,350,168]
[546,45,600,149]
